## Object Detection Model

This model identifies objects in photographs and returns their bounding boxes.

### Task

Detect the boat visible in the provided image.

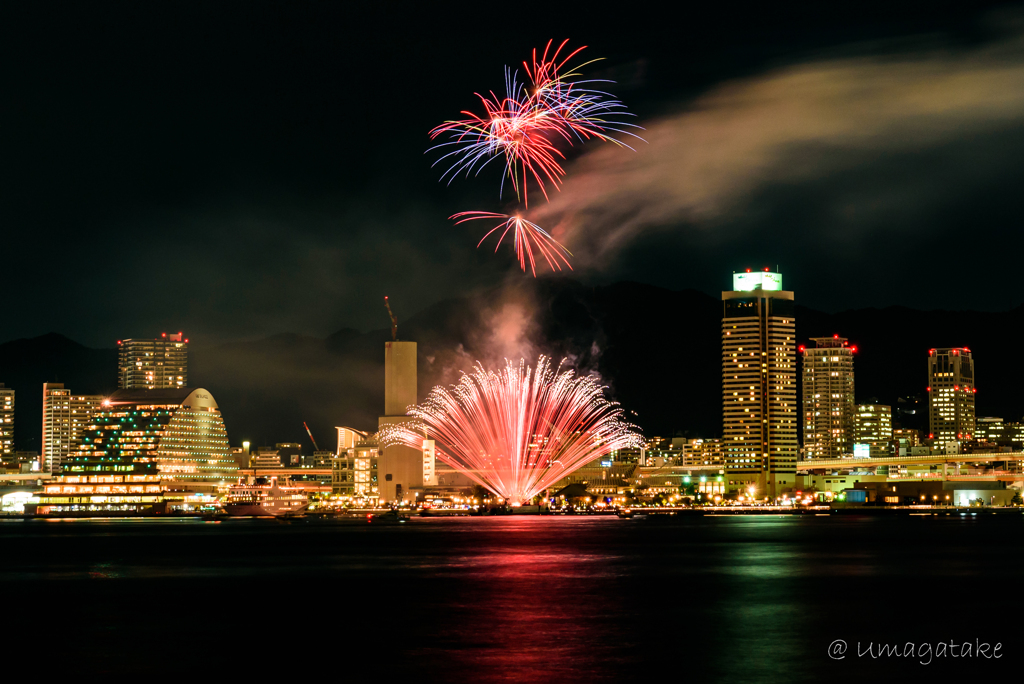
[224,477,309,517]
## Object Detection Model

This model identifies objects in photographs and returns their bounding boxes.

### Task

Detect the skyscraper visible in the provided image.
[927,347,976,444]
[117,332,188,390]
[0,383,13,467]
[722,269,797,498]
[801,336,856,459]
[41,383,104,474]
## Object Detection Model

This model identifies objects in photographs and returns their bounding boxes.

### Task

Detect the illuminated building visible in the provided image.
[927,347,976,445]
[41,383,103,474]
[976,418,1024,447]
[117,332,188,390]
[0,383,13,467]
[722,269,797,498]
[681,438,725,468]
[801,336,856,459]
[378,340,421,503]
[32,473,165,515]
[62,387,237,494]
[892,428,920,452]
[854,404,892,458]
[333,434,379,499]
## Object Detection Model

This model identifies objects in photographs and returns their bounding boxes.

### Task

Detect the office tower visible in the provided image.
[927,347,976,444]
[801,336,856,459]
[854,404,892,458]
[378,340,421,503]
[41,383,103,474]
[63,387,237,493]
[722,269,797,498]
[0,383,13,467]
[117,332,188,390]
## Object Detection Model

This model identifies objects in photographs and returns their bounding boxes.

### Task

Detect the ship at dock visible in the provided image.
[224,477,309,517]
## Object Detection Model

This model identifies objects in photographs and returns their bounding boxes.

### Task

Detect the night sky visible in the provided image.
[3,1,1023,349]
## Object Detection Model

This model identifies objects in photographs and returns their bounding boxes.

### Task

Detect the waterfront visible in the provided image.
[3,514,1019,681]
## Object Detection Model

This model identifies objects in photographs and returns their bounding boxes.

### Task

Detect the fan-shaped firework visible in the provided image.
[452,211,572,276]
[379,356,643,506]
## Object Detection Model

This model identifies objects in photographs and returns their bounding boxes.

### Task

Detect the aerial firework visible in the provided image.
[451,211,572,276]
[380,356,643,506]
[428,41,642,275]
[429,41,641,205]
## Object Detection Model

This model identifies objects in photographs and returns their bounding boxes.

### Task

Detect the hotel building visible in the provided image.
[118,332,188,390]
[60,387,237,491]
[41,383,104,474]
[722,270,797,498]
[927,348,976,445]
[801,336,856,459]
[854,404,892,458]
[0,384,13,467]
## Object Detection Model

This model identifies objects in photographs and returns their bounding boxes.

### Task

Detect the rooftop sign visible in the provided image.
[733,271,782,291]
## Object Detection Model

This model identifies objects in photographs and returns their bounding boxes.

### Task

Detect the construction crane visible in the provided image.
[384,295,398,341]
[303,421,320,452]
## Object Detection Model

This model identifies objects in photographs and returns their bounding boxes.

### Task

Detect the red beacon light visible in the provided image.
[926,386,931,391]
[833,334,839,339]
[746,268,752,273]
[850,345,857,352]
[162,332,167,337]
[798,346,805,352]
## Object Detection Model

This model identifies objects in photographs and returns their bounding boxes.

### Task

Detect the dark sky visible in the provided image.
[2,1,1023,349]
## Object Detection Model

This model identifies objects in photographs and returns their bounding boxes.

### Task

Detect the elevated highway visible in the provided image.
[798,451,1024,470]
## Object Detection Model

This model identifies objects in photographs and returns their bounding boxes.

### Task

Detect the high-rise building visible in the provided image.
[722,269,797,498]
[41,383,103,474]
[117,332,188,390]
[378,340,421,503]
[854,404,892,458]
[0,383,13,467]
[801,336,856,459]
[63,387,237,493]
[927,347,976,445]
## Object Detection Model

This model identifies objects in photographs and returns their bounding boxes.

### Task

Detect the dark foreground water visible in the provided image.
[2,513,1020,682]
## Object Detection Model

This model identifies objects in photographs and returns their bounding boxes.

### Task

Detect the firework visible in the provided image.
[380,356,643,506]
[429,68,568,205]
[452,211,572,276]
[428,41,643,205]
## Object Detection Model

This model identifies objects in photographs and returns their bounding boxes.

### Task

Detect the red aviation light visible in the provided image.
[798,346,805,352]
[833,334,838,339]
[954,385,959,390]
[973,388,977,393]
[746,268,752,273]
[929,349,935,355]
[926,387,931,392]
[764,267,770,272]
[117,340,122,345]
[850,345,857,353]
[185,339,189,343]
[929,433,934,439]
[162,333,167,337]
